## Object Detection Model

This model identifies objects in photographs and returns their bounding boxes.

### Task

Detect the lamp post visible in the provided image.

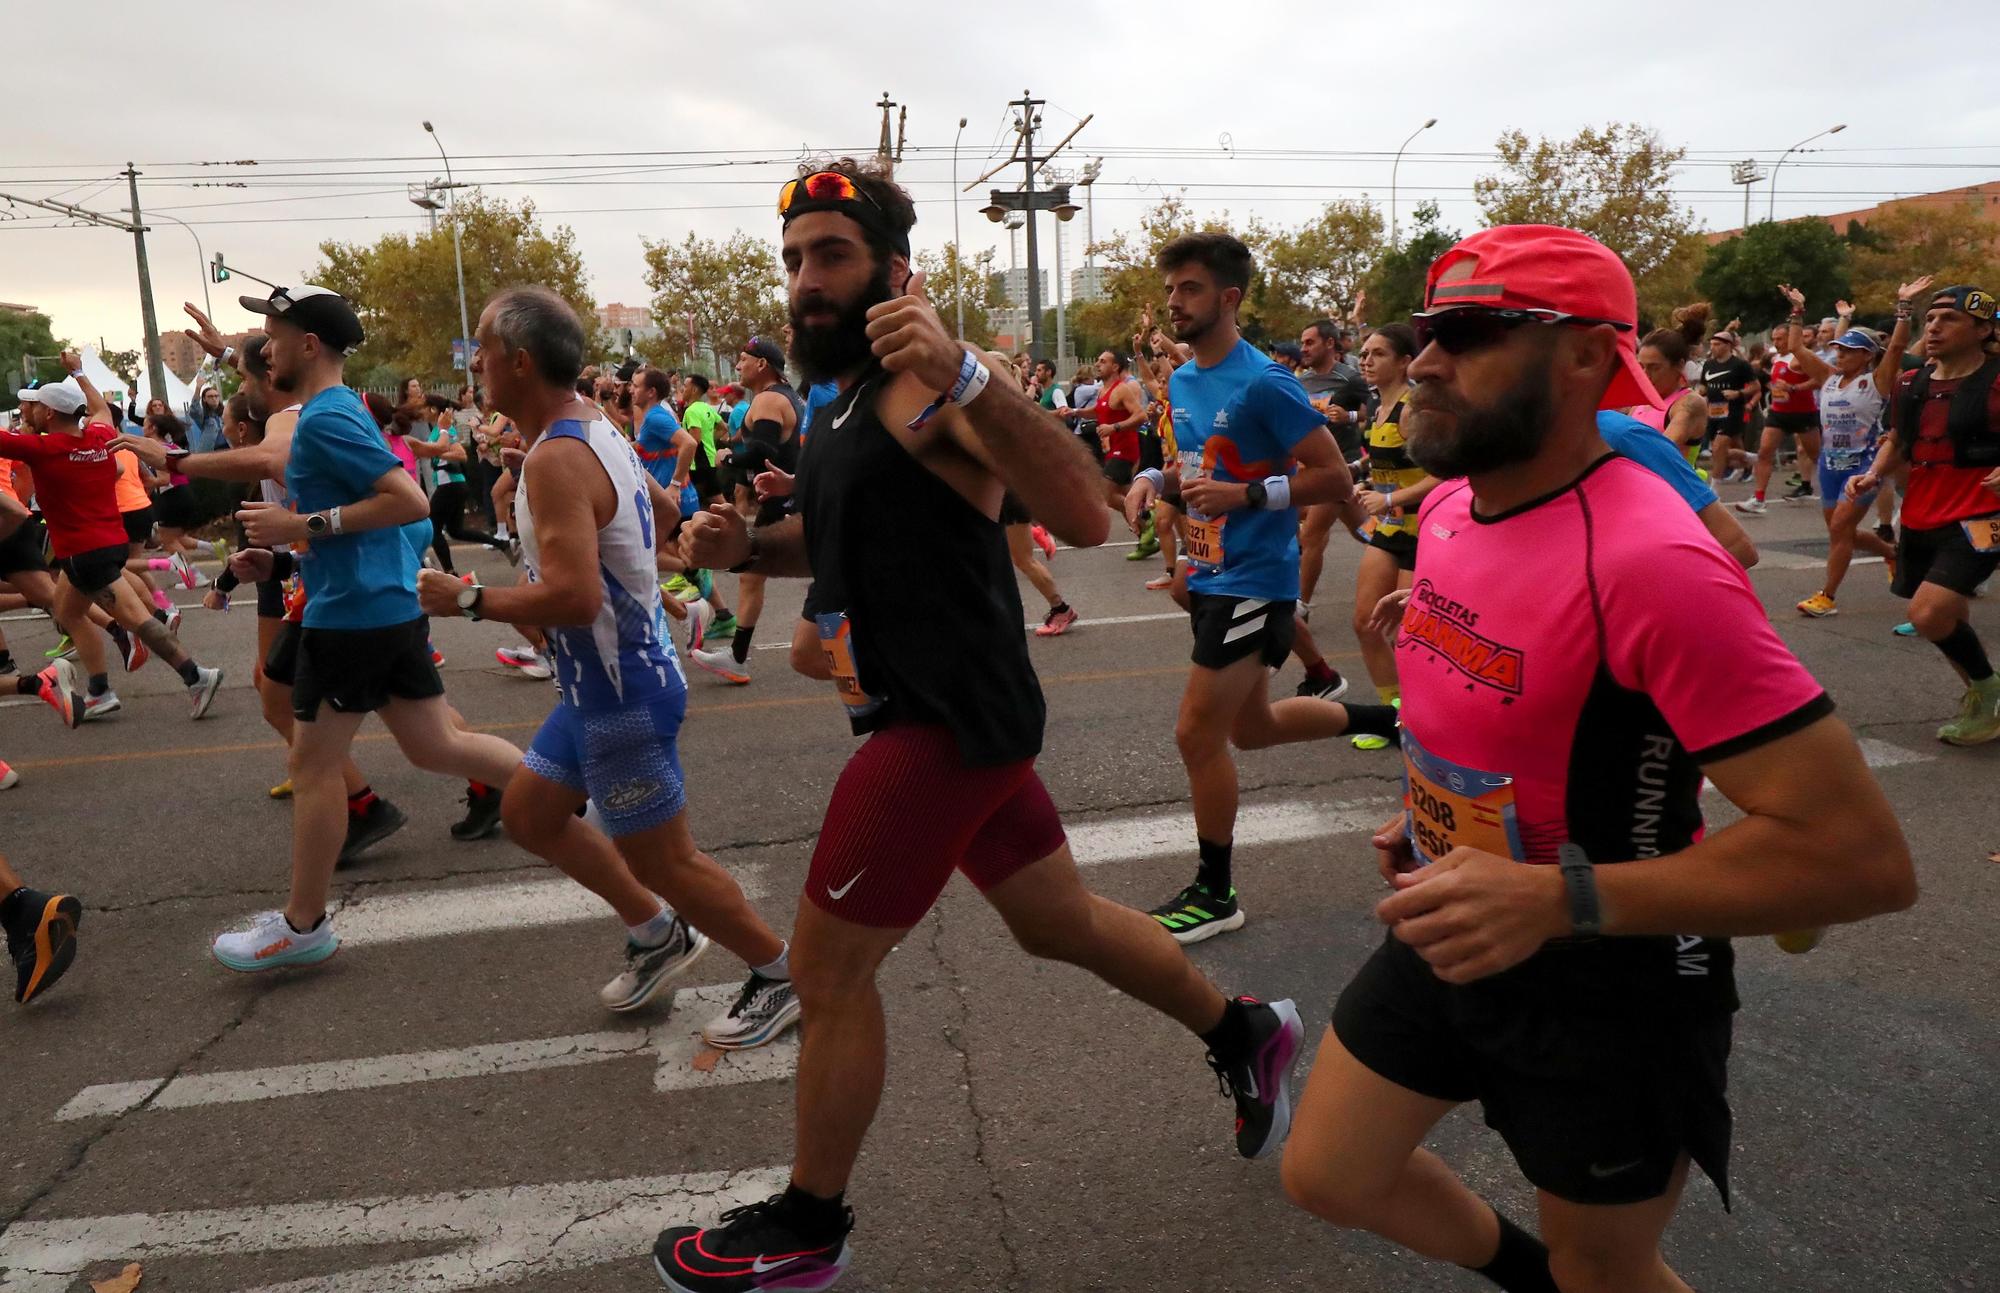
[1769,124,1845,221]
[147,210,210,320]
[423,121,472,375]
[981,183,1080,358]
[1390,117,1437,246]
[951,116,968,340]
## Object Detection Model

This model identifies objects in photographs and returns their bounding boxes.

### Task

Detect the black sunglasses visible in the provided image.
[1413,307,1633,356]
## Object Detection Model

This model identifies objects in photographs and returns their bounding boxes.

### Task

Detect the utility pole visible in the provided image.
[1730,159,1765,230]
[970,92,1088,361]
[875,91,905,178]
[1015,92,1044,360]
[122,166,170,408]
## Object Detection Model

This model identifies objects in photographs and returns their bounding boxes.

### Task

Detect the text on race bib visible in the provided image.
[1402,727,1525,867]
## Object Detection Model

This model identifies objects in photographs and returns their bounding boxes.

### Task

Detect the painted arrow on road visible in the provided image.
[55,983,794,1121]
[0,1166,789,1292]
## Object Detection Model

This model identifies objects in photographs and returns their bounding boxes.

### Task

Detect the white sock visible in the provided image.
[627,905,677,947]
[190,539,216,556]
[752,943,790,981]
[495,524,510,540]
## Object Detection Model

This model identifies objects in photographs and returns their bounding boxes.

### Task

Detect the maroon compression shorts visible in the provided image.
[805,724,1067,928]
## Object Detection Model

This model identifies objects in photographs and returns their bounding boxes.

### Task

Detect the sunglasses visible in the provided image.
[778,170,882,219]
[1413,307,1633,356]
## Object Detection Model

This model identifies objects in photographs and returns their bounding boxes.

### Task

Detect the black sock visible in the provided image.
[1342,703,1400,738]
[778,1183,847,1240]
[1935,622,1995,682]
[88,674,109,697]
[284,912,326,935]
[16,676,40,695]
[1049,601,1070,616]
[1198,996,1255,1062]
[0,885,27,928]
[106,621,130,650]
[174,659,202,686]
[151,608,168,624]
[1195,837,1232,895]
[0,650,13,673]
[1471,1209,1559,1293]
[732,624,756,665]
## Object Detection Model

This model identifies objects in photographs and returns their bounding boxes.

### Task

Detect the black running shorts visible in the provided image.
[288,616,444,721]
[1766,410,1820,435]
[1102,458,1135,489]
[262,620,302,687]
[1893,518,2000,599]
[0,517,49,578]
[120,506,156,547]
[1186,590,1296,671]
[1368,527,1419,573]
[53,543,128,596]
[1333,932,1734,1209]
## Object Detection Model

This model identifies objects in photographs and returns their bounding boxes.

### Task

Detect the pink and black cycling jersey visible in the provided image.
[1395,456,1832,998]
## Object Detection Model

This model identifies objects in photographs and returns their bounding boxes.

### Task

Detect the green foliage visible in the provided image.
[1363,202,1460,326]
[640,231,787,371]
[0,310,65,409]
[1697,220,1852,331]
[915,242,1005,349]
[1253,200,1384,341]
[1846,201,2000,318]
[311,192,596,388]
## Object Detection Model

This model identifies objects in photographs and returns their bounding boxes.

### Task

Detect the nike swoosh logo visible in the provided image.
[1588,1159,1644,1179]
[751,1256,798,1274]
[832,398,858,429]
[827,869,866,901]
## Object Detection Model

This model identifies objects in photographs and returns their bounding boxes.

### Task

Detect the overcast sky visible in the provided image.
[6,0,1996,355]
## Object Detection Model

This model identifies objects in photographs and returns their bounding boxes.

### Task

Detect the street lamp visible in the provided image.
[982,184,1077,357]
[1391,117,1437,246]
[1769,123,1845,221]
[423,120,472,378]
[146,210,211,321]
[952,117,968,340]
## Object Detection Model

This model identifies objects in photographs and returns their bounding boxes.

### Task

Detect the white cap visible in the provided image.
[15,379,85,416]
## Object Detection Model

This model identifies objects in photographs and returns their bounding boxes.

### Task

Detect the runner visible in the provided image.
[0,453,117,708]
[436,285,798,1042]
[408,395,514,573]
[1091,348,1148,531]
[1846,282,2000,744]
[1,852,80,1005]
[1777,281,1922,618]
[654,159,1306,1292]
[1006,490,1077,636]
[1124,232,1397,944]
[1699,330,1760,486]
[1280,223,1916,1293]
[1631,324,1709,466]
[1294,316,1373,670]
[2,355,224,723]
[679,374,727,504]
[1738,314,1823,513]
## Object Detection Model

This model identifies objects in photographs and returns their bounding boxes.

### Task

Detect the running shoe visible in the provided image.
[495,644,554,680]
[1875,522,1897,545]
[663,573,699,602]
[690,646,751,685]
[1030,523,1056,558]
[599,918,710,1013]
[268,779,293,800]
[700,971,802,1050]
[706,612,738,641]
[1784,481,1814,501]
[1144,573,1175,591]
[1034,606,1078,637]
[685,598,714,652]
[1128,529,1160,562]
[0,759,16,790]
[5,888,81,1004]
[1893,621,1918,637]
[44,635,75,661]
[506,536,523,566]
[187,665,224,719]
[1796,592,1838,618]
[431,647,447,668]
[168,551,201,589]
[1773,928,1826,954]
[164,606,182,638]
[118,630,149,673]
[653,1192,854,1293]
[32,660,84,729]
[1939,679,2000,747]
[80,690,121,721]
[1734,498,1768,516]
[0,655,15,681]
[211,910,338,972]
[1351,698,1401,751]
[1206,996,1304,1159]
[451,783,505,841]
[1149,883,1245,945]
[338,797,408,866]
[1295,669,1350,702]
[1785,471,1808,489]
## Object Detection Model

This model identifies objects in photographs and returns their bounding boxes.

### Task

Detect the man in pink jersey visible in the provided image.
[1276,225,1917,1293]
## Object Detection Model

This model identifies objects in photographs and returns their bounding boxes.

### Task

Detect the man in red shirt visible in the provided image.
[1738,318,1823,511]
[1849,284,2000,744]
[2,353,223,724]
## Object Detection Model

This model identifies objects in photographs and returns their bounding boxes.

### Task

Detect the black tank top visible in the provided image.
[797,374,1045,766]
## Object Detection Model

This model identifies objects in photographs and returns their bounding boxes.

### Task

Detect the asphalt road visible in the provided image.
[0,485,1995,1292]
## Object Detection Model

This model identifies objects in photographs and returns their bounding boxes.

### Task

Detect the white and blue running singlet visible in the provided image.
[517,413,689,836]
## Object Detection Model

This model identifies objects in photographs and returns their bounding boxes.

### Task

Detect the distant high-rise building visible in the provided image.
[1069,266,1108,304]
[597,302,656,331]
[1000,269,1049,309]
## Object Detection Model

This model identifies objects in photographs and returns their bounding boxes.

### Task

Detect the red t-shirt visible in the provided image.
[0,421,128,557]
[1894,368,2000,531]
[1095,378,1140,463]
[1769,355,1819,415]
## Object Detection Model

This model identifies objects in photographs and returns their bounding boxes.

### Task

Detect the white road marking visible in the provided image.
[336,871,762,948]
[1857,737,1931,769]
[54,984,795,1122]
[747,608,1187,650]
[0,1167,789,1293]
[1068,797,1390,868]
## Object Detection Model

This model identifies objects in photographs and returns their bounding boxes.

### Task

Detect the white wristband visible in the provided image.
[952,355,991,409]
[1135,468,1167,494]
[1260,475,1291,511]
[329,507,344,536]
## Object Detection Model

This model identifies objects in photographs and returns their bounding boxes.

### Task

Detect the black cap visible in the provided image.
[741,337,788,371]
[1929,285,1996,323]
[239,285,365,356]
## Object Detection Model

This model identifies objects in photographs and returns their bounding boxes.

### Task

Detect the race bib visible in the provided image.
[1707,400,1728,420]
[1962,516,2000,552]
[1402,728,1524,867]
[1183,513,1225,567]
[815,611,885,719]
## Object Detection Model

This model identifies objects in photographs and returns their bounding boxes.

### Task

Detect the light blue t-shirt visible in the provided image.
[1596,411,1716,513]
[286,386,422,630]
[1169,339,1327,602]
[635,403,682,490]
[803,381,840,440]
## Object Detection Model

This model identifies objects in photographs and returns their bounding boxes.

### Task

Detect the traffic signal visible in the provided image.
[211,253,230,284]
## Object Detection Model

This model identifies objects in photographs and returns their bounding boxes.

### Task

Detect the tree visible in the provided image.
[1697,220,1852,332]
[1634,231,1709,330]
[99,348,141,389]
[640,231,786,375]
[1255,200,1384,341]
[0,309,64,410]
[312,192,595,389]
[1846,201,2000,317]
[1474,124,1700,292]
[1362,201,1460,325]
[915,242,1005,350]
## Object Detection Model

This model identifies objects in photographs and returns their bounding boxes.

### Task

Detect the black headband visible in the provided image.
[781,193,912,260]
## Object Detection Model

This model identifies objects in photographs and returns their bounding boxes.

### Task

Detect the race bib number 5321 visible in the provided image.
[1402,728,1524,867]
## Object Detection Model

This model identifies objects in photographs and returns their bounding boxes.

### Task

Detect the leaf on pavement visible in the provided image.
[91,1263,142,1293]
[690,1043,726,1074]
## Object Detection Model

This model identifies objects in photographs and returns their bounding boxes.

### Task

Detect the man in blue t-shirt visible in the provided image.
[631,368,693,491]
[1125,235,1397,943]
[1599,410,1759,570]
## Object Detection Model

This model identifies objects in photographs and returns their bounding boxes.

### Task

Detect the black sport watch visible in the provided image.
[305,512,329,537]
[1243,480,1267,511]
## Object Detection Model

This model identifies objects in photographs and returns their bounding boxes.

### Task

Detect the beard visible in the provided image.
[1171,306,1216,345]
[789,259,894,384]
[1404,354,1558,480]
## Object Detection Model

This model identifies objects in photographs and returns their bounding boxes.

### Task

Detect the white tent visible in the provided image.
[131,359,195,418]
[74,346,130,409]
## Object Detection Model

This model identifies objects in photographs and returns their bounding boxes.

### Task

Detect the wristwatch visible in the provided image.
[457,582,484,622]
[1243,480,1268,511]
[305,512,329,537]
[1557,843,1602,938]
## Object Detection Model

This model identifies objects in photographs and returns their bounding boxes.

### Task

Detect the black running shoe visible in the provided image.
[338,797,408,866]
[1206,996,1304,1159]
[450,784,504,841]
[5,888,82,1005]
[1785,480,1814,501]
[1149,883,1245,945]
[1294,669,1350,701]
[654,1192,853,1292]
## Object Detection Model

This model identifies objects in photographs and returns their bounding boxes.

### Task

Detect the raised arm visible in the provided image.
[1873,276,1932,392]
[59,351,111,424]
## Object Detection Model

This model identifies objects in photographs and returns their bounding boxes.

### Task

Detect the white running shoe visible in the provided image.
[495,644,554,680]
[164,606,183,638]
[168,552,200,589]
[81,690,121,721]
[689,646,749,685]
[187,665,224,719]
[599,917,711,1013]
[700,972,802,1051]
[0,760,18,790]
[212,910,338,972]
[684,599,713,653]
[1734,498,1768,515]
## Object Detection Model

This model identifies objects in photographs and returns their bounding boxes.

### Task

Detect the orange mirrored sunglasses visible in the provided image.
[778,170,881,218]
